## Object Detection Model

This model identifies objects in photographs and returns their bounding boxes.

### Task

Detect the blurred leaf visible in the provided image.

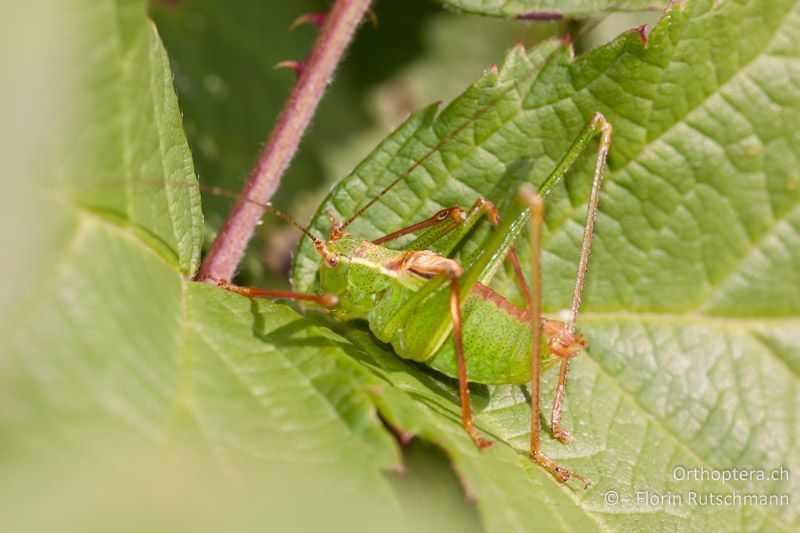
[57,1,203,276]
[0,430,406,533]
[1,0,408,529]
[294,0,800,530]
[435,0,663,19]
[150,0,344,216]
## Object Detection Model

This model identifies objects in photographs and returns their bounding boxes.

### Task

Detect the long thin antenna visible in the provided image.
[340,47,554,230]
[199,184,328,251]
[339,14,614,231]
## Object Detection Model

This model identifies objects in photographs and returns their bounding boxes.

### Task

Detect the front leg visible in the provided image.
[409,198,533,306]
[374,198,533,305]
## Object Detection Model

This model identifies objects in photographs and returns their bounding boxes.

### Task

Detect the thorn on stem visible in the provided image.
[289,11,327,31]
[367,8,379,28]
[274,60,305,78]
[463,485,478,502]
[398,430,415,446]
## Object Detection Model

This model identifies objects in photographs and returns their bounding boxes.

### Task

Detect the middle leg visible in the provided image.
[447,268,493,449]
[397,251,493,449]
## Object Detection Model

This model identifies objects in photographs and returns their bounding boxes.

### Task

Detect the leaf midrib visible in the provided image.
[581,310,800,330]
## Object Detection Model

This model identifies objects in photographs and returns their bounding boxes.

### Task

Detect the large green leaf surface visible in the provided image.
[3,0,798,532]
[294,0,800,530]
[435,0,663,18]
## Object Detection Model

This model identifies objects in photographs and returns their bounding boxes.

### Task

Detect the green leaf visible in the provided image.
[435,0,663,19]
[294,0,800,530]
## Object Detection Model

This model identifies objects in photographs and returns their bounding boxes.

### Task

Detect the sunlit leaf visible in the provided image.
[294,0,800,530]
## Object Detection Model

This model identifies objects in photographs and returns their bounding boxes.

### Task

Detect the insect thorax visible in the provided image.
[320,237,431,321]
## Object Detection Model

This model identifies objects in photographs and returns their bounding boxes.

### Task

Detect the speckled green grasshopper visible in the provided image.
[208,112,612,487]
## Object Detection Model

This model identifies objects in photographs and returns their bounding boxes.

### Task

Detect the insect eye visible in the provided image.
[436,209,449,220]
[325,255,339,268]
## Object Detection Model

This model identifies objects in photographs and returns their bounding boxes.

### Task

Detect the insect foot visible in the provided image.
[531,450,590,489]
[466,425,494,450]
[552,425,574,445]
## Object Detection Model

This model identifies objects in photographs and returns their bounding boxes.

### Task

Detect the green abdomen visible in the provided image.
[368,281,556,385]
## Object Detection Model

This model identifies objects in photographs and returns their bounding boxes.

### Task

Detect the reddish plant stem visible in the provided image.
[197,0,372,283]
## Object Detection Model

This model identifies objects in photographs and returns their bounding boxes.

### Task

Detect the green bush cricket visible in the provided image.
[204,111,612,488]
